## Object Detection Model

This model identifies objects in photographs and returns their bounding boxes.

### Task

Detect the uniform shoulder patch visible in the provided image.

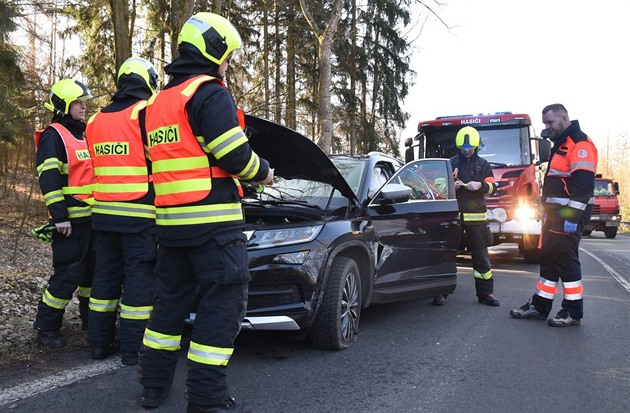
[577,149,588,158]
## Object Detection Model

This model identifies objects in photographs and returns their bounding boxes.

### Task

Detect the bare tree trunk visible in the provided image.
[212,0,224,13]
[299,0,343,153]
[273,2,282,122]
[170,0,195,59]
[285,3,296,129]
[349,0,357,155]
[109,0,132,70]
[263,4,270,119]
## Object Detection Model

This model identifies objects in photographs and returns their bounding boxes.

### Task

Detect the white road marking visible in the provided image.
[581,248,630,293]
[0,358,122,407]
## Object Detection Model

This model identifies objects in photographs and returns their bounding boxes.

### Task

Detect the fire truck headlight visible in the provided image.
[488,208,507,223]
[514,205,537,222]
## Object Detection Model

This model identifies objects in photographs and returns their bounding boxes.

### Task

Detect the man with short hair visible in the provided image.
[510,104,597,327]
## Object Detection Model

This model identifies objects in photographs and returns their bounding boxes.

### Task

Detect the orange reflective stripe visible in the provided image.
[87,102,150,201]
[536,280,558,295]
[236,108,246,130]
[563,281,583,299]
[39,123,95,203]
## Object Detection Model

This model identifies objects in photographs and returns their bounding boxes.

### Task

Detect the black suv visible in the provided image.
[191,116,461,350]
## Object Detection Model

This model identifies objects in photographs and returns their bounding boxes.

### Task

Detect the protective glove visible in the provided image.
[563,220,578,234]
[31,223,55,244]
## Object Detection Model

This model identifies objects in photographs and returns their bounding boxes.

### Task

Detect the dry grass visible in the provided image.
[0,172,87,368]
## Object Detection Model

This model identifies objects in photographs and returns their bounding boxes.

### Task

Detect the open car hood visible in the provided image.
[244,115,357,200]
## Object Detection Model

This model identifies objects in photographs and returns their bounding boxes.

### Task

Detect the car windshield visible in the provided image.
[248,157,366,209]
[594,181,612,196]
[477,128,528,166]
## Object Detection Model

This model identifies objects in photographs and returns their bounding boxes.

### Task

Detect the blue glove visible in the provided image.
[564,220,578,234]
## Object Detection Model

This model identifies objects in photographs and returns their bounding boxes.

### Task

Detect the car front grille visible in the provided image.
[247,284,303,310]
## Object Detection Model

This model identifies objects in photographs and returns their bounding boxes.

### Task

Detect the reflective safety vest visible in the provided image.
[86,101,150,202]
[543,134,597,214]
[145,75,243,226]
[34,123,95,207]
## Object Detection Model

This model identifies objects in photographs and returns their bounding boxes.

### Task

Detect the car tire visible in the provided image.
[310,257,362,351]
[604,227,617,239]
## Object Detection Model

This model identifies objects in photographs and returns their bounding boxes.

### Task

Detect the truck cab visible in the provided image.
[583,175,621,238]
[404,112,551,263]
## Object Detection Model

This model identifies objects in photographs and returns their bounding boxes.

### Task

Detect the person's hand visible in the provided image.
[454,180,466,189]
[55,221,72,237]
[259,168,274,186]
[563,220,578,233]
[466,181,482,191]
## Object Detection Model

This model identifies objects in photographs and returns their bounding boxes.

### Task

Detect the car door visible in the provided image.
[367,159,460,303]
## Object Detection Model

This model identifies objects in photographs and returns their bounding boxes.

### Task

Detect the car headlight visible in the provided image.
[488,208,507,223]
[514,204,537,221]
[247,225,323,250]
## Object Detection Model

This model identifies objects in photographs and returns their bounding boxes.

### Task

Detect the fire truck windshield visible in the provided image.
[477,128,529,166]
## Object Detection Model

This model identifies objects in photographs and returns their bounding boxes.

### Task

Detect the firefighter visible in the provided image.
[33,79,95,348]
[448,125,500,306]
[85,57,160,365]
[510,104,597,326]
[138,12,273,412]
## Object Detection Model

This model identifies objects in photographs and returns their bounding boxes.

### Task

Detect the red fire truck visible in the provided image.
[404,112,551,263]
[583,174,621,238]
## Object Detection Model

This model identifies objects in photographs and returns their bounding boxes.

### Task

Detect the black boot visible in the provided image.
[187,397,253,413]
[91,342,119,360]
[477,294,500,306]
[36,330,66,348]
[121,351,139,366]
[141,385,172,408]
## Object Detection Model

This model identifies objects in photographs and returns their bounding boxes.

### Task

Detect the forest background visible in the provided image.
[0,0,627,363]
[1,0,629,263]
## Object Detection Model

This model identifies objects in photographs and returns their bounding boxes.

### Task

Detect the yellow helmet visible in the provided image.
[177,12,242,65]
[117,57,160,94]
[44,79,92,115]
[455,126,480,149]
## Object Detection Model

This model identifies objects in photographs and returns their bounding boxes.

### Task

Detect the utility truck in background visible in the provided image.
[583,174,621,238]
[404,112,551,263]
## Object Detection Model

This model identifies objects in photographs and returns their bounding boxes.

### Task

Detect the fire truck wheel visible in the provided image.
[603,227,618,239]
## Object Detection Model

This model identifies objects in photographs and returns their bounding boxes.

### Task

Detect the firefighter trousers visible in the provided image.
[464,222,494,296]
[138,230,249,407]
[531,211,588,319]
[34,221,95,332]
[88,229,156,353]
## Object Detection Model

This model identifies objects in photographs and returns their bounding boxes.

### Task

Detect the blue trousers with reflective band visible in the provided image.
[88,228,156,353]
[35,221,95,331]
[532,207,590,319]
[138,229,249,407]
[463,222,494,296]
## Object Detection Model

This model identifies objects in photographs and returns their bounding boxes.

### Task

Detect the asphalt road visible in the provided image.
[1,233,629,413]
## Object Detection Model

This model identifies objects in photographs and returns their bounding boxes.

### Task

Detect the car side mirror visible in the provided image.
[537,138,551,163]
[372,183,412,205]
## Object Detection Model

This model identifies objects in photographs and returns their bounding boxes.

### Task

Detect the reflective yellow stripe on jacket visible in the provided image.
[92,201,156,219]
[155,203,243,226]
